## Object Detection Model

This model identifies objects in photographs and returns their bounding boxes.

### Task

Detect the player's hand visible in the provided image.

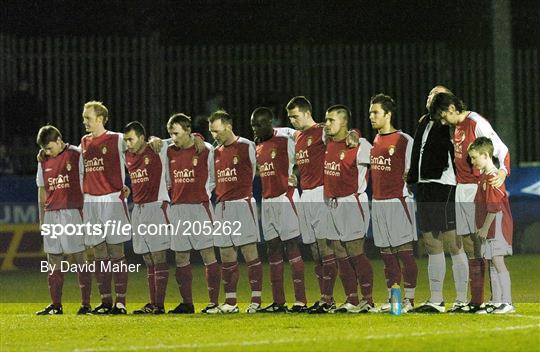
[489,169,507,188]
[36,149,46,162]
[148,137,163,153]
[193,134,205,155]
[288,174,298,187]
[477,227,488,240]
[346,130,360,148]
[121,185,131,199]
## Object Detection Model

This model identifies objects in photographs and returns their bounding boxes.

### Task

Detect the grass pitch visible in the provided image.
[1,255,539,351]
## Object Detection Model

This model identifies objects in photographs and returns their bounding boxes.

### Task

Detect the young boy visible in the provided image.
[468,137,515,314]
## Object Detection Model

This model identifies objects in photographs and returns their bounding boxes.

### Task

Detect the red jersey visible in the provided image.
[125,144,169,204]
[475,168,513,243]
[256,129,295,199]
[295,124,326,190]
[168,142,214,204]
[36,144,84,210]
[454,112,510,184]
[81,131,126,196]
[324,138,372,198]
[214,137,256,202]
[371,131,413,200]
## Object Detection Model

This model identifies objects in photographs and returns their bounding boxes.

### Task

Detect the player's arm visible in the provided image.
[36,162,45,226]
[477,212,496,240]
[478,174,505,239]
[356,138,372,166]
[475,120,511,187]
[275,127,298,141]
[248,141,257,179]
[403,134,414,180]
[207,145,216,193]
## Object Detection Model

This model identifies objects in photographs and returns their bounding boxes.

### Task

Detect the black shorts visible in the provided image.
[416,182,456,233]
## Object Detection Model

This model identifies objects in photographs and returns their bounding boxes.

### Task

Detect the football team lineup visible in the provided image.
[33,88,518,317]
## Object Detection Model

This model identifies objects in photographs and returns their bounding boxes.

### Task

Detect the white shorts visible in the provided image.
[131,202,171,255]
[83,192,132,246]
[42,209,86,255]
[482,212,513,259]
[327,193,370,242]
[213,197,260,248]
[261,189,301,242]
[455,183,478,235]
[297,186,330,244]
[169,202,216,252]
[372,197,417,248]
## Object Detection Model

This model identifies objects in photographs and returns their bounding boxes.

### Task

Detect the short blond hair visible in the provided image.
[84,101,109,124]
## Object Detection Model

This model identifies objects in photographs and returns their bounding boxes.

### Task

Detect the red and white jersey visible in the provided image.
[371,131,413,200]
[81,131,126,196]
[168,142,215,204]
[454,112,510,184]
[256,128,295,199]
[324,138,372,198]
[214,137,256,202]
[36,144,84,210]
[475,168,513,243]
[295,124,326,190]
[125,144,169,204]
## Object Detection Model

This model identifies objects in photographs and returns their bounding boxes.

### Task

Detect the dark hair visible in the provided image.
[123,121,146,137]
[468,136,494,157]
[36,125,62,147]
[286,96,312,113]
[208,109,232,126]
[251,107,274,121]
[326,104,351,121]
[370,93,397,118]
[428,92,467,120]
[167,113,192,131]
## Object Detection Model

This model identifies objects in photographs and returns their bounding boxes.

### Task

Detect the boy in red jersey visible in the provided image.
[166,113,221,314]
[251,107,307,313]
[207,110,263,314]
[468,137,515,314]
[430,93,510,313]
[369,94,418,313]
[123,122,170,315]
[35,125,92,315]
[323,105,375,313]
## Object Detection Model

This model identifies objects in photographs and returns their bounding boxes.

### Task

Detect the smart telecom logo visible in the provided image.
[217,168,237,183]
[130,169,149,184]
[259,162,275,177]
[296,150,309,165]
[174,169,196,183]
[324,160,341,176]
[371,155,392,171]
[85,157,105,172]
[47,174,71,191]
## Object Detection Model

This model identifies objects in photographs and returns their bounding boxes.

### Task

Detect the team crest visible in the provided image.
[483,181,487,191]
[144,156,150,165]
[233,155,239,165]
[339,150,346,160]
[66,162,72,172]
[388,145,396,156]
[192,156,199,166]
[456,130,466,145]
[270,149,277,159]
[101,145,108,154]
[307,136,313,146]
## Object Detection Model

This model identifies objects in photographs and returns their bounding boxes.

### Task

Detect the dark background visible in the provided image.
[1,0,538,47]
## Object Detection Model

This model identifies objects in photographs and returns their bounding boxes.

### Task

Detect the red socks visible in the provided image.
[95,259,113,305]
[77,268,92,307]
[349,254,374,303]
[469,258,486,305]
[147,265,156,305]
[321,254,338,304]
[48,270,64,307]
[111,256,128,305]
[269,252,286,305]
[222,261,239,305]
[287,247,307,304]
[337,257,359,305]
[175,264,193,304]
[247,258,263,304]
[205,261,221,305]
[381,253,401,289]
[397,251,418,291]
[154,263,169,308]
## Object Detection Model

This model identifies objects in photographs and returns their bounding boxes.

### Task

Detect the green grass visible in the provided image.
[1,255,539,351]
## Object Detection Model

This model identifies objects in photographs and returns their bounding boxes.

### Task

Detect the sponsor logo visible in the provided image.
[129,168,149,184]
[296,149,309,165]
[324,160,341,177]
[259,162,276,177]
[370,155,392,171]
[217,167,238,183]
[48,174,71,191]
[173,168,196,183]
[84,157,105,172]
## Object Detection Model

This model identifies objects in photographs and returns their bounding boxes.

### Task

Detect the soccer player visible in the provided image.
[369,94,418,313]
[468,137,514,314]
[166,113,221,314]
[81,101,131,314]
[250,107,307,313]
[207,110,263,314]
[408,86,469,313]
[286,96,338,313]
[323,105,375,313]
[123,122,170,315]
[35,125,92,315]
[429,92,510,313]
